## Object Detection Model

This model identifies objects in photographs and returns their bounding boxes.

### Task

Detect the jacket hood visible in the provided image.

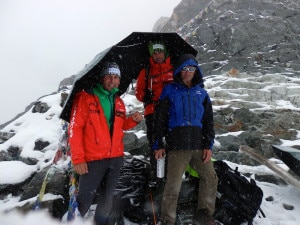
[173,54,204,87]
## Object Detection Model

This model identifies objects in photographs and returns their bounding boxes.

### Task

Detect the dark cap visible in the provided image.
[100,62,121,78]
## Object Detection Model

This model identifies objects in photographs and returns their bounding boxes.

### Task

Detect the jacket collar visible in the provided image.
[93,84,119,96]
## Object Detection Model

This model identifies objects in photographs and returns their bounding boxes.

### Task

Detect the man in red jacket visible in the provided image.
[135,41,173,182]
[68,62,143,225]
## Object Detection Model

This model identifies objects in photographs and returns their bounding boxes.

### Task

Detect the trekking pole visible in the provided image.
[149,187,157,225]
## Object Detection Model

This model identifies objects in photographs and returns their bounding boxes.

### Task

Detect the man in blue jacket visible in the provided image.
[152,54,218,225]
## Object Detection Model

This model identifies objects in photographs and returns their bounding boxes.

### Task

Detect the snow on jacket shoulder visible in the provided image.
[68,90,137,164]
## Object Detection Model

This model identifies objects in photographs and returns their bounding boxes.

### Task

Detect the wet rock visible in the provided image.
[32,101,50,113]
[34,139,50,152]
[283,203,294,210]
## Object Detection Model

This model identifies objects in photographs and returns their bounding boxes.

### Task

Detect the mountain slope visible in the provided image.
[156,0,300,76]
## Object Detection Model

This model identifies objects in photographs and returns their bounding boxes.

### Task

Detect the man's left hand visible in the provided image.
[154,149,165,160]
[202,149,212,164]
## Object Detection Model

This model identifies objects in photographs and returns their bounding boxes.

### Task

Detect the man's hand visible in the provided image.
[202,149,212,164]
[73,162,88,175]
[154,149,165,160]
[131,111,143,123]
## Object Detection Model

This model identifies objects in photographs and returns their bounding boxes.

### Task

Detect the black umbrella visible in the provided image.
[60,32,197,122]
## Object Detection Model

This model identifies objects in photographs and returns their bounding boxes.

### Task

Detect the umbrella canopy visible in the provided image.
[60,32,197,122]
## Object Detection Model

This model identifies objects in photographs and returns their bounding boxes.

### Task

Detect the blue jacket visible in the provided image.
[152,54,215,151]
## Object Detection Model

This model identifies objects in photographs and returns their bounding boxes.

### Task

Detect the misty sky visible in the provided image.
[0,0,180,125]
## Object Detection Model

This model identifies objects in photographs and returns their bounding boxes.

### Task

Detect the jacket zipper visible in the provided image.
[92,99,99,145]
[193,95,196,119]
[181,95,186,120]
[188,89,191,124]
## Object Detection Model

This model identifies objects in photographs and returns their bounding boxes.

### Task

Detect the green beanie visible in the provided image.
[148,41,167,56]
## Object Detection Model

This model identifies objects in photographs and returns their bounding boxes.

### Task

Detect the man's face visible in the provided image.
[152,50,166,64]
[180,66,196,86]
[102,74,120,91]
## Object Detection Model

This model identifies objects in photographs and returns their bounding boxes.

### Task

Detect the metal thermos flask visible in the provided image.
[157,155,165,178]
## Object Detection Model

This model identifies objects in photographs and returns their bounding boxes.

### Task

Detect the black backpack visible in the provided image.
[213,160,264,225]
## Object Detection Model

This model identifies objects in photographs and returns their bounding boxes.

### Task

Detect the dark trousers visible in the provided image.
[145,114,157,178]
[77,157,123,225]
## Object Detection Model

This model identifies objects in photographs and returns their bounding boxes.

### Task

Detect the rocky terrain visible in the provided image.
[155,0,300,76]
[0,0,300,224]
[0,70,299,223]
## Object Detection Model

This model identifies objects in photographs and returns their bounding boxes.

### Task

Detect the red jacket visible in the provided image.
[135,56,173,116]
[68,90,137,164]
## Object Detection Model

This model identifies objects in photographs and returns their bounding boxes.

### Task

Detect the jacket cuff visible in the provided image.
[152,140,164,151]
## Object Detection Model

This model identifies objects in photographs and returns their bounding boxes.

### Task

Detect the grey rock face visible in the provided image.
[156,0,300,76]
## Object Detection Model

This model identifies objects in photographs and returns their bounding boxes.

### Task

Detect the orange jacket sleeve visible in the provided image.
[123,116,138,130]
[135,68,147,102]
[68,93,88,164]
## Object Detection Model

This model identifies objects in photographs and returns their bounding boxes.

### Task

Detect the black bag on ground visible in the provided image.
[213,160,264,225]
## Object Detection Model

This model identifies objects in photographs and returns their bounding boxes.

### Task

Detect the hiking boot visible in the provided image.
[193,209,218,225]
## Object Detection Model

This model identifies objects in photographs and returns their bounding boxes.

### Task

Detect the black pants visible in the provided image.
[77,157,123,225]
[145,114,157,178]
